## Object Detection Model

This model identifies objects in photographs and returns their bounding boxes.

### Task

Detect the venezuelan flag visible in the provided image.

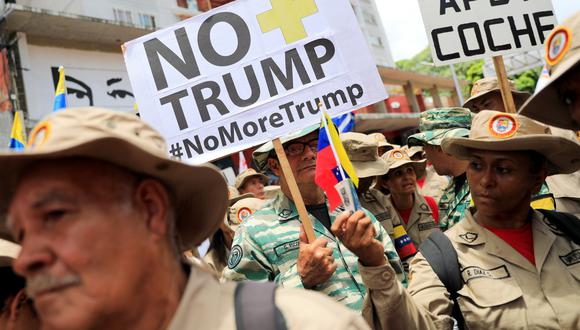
[53,66,67,112]
[9,111,26,150]
[393,225,417,260]
[315,112,359,210]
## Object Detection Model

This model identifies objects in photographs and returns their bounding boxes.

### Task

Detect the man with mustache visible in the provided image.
[0,108,371,330]
[223,127,405,312]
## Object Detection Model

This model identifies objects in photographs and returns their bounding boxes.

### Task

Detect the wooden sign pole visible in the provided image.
[272,138,317,243]
[492,56,517,114]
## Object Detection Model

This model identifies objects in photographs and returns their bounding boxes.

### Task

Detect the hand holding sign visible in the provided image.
[297,224,337,288]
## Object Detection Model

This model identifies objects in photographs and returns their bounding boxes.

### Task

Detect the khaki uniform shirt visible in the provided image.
[168,265,371,330]
[359,208,580,330]
[362,189,438,247]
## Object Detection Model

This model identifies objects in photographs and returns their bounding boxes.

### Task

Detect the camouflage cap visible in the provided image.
[520,11,580,130]
[252,124,319,172]
[407,108,472,147]
[463,77,531,111]
[340,132,388,178]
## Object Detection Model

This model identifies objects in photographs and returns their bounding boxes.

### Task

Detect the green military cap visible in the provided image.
[253,124,319,172]
[407,107,472,147]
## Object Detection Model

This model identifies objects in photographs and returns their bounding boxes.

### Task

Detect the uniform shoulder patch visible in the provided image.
[228,245,243,269]
[459,232,478,243]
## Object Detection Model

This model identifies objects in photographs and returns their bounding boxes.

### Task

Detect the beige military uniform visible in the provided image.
[359,208,580,330]
[368,190,438,248]
[168,264,370,330]
[387,192,438,247]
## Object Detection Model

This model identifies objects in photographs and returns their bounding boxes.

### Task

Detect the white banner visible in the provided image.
[123,0,386,164]
[418,0,557,65]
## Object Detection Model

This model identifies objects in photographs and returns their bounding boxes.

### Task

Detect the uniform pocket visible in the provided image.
[457,268,525,329]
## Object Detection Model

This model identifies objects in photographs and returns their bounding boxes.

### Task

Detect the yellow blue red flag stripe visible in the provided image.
[315,112,359,210]
[53,66,67,112]
[9,111,26,150]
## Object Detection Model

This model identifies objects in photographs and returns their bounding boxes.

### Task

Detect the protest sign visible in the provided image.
[123,0,386,164]
[418,0,557,66]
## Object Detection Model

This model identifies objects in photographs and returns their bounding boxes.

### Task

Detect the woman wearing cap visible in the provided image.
[337,111,580,329]
[377,149,439,250]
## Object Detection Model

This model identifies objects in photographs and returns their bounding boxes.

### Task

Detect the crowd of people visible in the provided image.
[1,10,579,330]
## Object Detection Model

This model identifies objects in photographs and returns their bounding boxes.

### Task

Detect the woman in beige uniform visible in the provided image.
[377,148,439,248]
[332,111,580,330]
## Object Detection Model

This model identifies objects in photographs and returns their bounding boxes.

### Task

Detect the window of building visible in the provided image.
[363,12,377,25]
[367,35,383,47]
[139,13,156,29]
[113,8,133,25]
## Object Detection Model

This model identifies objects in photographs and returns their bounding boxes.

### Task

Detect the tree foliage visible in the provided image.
[395,47,541,97]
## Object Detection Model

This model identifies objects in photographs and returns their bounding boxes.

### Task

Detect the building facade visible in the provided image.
[350,0,394,68]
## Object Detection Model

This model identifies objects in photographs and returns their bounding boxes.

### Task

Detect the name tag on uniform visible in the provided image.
[560,249,580,266]
[376,211,391,222]
[461,265,510,283]
[274,239,300,257]
[418,222,437,231]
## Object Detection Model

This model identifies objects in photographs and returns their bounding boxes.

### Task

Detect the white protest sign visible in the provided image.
[123,0,386,164]
[418,0,557,65]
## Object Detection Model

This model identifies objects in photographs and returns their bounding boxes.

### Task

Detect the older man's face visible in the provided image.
[282,131,319,185]
[7,160,158,329]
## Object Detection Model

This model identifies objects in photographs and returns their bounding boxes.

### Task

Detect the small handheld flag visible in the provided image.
[315,111,359,210]
[392,225,417,260]
[53,66,67,112]
[9,111,26,150]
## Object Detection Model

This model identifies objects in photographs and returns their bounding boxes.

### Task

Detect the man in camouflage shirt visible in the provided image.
[223,126,406,312]
[407,108,472,231]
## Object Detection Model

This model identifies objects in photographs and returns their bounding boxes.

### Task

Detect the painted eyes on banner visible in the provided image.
[107,89,134,99]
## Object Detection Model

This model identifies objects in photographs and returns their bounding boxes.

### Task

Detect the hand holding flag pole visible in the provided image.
[272,138,317,243]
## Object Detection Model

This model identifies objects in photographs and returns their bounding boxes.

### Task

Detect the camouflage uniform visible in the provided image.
[223,193,406,312]
[438,176,471,231]
[407,108,473,231]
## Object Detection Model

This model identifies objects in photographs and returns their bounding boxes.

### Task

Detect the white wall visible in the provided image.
[19,35,134,123]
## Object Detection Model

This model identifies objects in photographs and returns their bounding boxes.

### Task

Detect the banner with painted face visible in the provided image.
[123,0,386,164]
[418,0,557,65]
